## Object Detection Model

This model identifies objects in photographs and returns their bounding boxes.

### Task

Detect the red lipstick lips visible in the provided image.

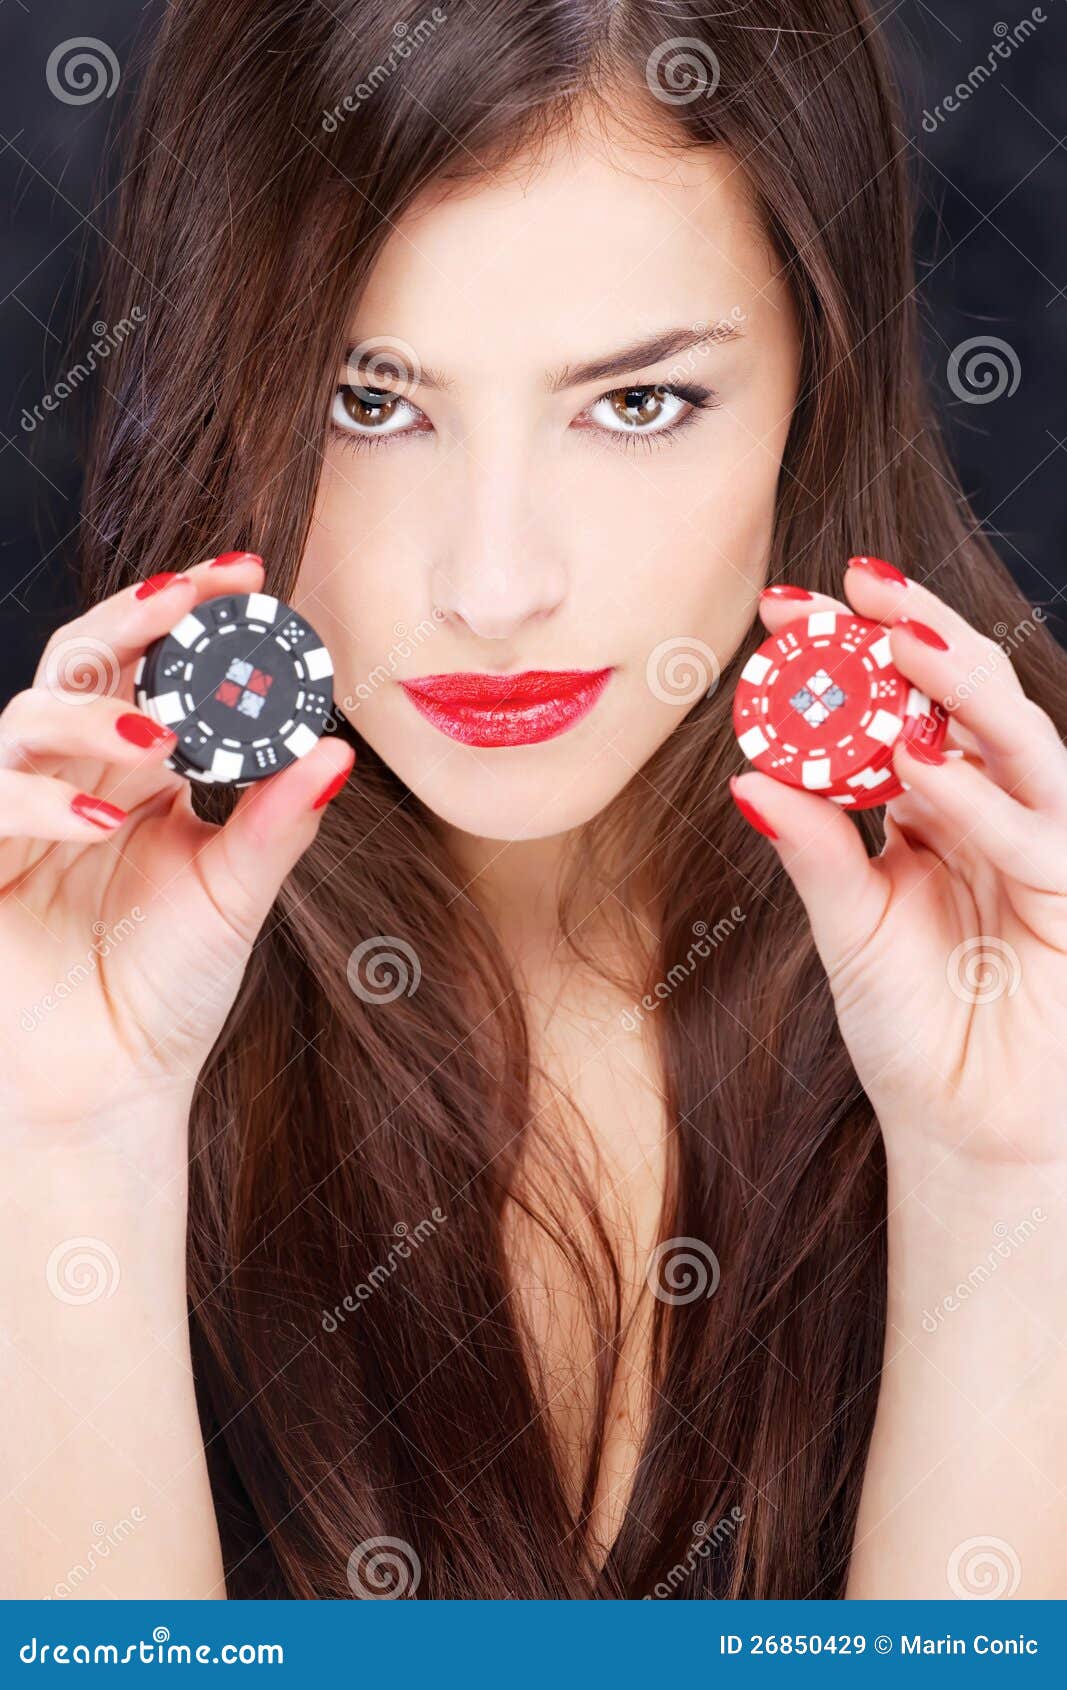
[400,668,612,747]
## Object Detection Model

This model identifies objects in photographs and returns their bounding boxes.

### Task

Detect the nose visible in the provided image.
[430,443,567,641]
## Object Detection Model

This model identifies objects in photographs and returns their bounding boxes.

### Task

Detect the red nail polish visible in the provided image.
[311,763,354,810]
[899,733,945,766]
[895,617,950,652]
[135,571,186,599]
[730,779,778,840]
[115,712,176,749]
[847,555,907,587]
[71,793,127,829]
[761,584,812,601]
[210,551,263,569]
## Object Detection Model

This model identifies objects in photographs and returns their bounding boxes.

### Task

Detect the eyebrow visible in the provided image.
[341,322,743,395]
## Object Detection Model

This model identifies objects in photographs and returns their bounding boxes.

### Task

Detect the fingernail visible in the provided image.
[895,617,950,652]
[761,584,812,601]
[847,554,907,587]
[210,551,263,569]
[730,778,778,840]
[115,712,177,749]
[135,571,188,599]
[311,761,354,810]
[71,792,127,829]
[898,733,945,766]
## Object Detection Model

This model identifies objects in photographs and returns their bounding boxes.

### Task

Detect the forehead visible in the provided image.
[352,107,782,377]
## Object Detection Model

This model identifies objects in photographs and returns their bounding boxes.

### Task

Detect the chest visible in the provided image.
[503,981,671,1558]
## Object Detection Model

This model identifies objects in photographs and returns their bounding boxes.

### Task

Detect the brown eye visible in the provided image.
[330,384,425,443]
[609,385,670,427]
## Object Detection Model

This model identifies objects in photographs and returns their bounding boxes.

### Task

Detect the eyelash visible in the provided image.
[327,381,718,456]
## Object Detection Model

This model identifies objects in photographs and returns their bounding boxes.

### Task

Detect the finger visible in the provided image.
[33,551,266,700]
[0,768,129,842]
[0,688,179,773]
[843,556,1067,815]
[894,737,1064,892]
[757,583,850,635]
[729,771,888,968]
[190,738,357,950]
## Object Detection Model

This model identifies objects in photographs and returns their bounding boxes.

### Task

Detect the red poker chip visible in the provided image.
[733,611,948,810]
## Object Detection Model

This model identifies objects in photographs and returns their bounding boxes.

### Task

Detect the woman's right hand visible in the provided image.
[0,552,355,1136]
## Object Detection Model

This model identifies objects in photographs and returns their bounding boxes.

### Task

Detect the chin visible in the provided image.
[376,736,629,840]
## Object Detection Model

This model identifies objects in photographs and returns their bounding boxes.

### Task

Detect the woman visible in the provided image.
[3,0,1066,1600]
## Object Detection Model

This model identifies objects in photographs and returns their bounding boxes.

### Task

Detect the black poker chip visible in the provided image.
[134,592,334,787]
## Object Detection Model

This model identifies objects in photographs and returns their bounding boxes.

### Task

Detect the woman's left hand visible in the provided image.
[732,558,1067,1171]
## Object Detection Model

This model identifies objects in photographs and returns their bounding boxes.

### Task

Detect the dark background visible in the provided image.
[2,0,1066,699]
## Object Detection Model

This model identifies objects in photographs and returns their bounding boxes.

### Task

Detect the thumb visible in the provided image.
[196,737,357,947]
[729,772,887,969]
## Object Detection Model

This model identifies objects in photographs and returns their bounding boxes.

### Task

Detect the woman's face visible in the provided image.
[298,106,801,842]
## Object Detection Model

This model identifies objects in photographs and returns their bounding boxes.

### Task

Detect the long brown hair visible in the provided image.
[77,0,1067,1597]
